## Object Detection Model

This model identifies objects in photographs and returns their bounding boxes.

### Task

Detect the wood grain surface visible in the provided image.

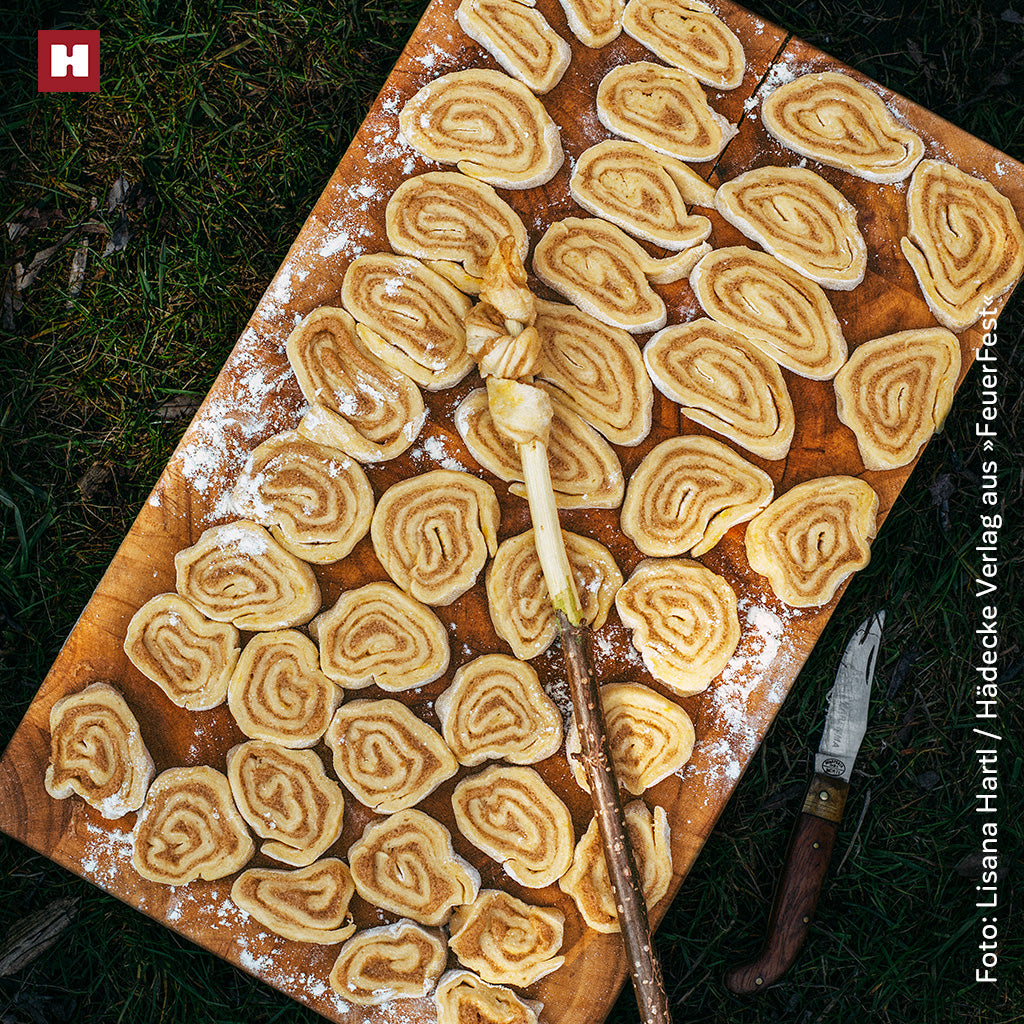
[2,1,1022,1022]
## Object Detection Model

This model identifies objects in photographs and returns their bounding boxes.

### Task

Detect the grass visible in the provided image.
[1,1,1022,1023]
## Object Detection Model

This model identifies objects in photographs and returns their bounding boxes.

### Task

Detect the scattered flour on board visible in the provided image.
[408,432,475,473]
[78,820,134,892]
[685,597,798,796]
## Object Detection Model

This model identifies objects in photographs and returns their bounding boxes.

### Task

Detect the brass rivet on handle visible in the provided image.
[819,790,829,801]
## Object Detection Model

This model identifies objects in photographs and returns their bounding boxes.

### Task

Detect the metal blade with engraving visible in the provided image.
[724,610,885,994]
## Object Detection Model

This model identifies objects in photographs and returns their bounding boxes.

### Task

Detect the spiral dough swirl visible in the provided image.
[226,741,344,866]
[45,682,154,819]
[451,765,575,888]
[325,698,457,813]
[615,557,741,696]
[131,766,254,884]
[227,630,341,748]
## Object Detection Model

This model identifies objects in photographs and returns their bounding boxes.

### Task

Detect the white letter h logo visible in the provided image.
[51,43,90,78]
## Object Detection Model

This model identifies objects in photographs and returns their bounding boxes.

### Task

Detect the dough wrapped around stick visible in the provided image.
[132,766,254,885]
[597,61,737,163]
[615,558,741,696]
[227,630,341,748]
[230,429,374,563]
[371,469,500,606]
[123,593,240,711]
[744,475,879,608]
[386,172,528,282]
[900,158,1024,330]
[621,435,775,557]
[535,297,654,446]
[398,68,564,189]
[231,859,356,944]
[643,318,795,460]
[329,921,448,1005]
[570,140,714,252]
[457,0,571,94]
[310,581,450,692]
[690,246,847,380]
[485,528,622,660]
[342,253,474,391]
[174,520,321,632]
[456,388,625,510]
[565,682,695,795]
[448,889,566,986]
[834,327,961,471]
[325,698,458,813]
[434,970,543,1024]
[557,0,624,47]
[534,215,709,333]
[622,0,745,89]
[559,801,672,933]
[45,681,154,819]
[715,165,867,290]
[348,808,481,926]
[285,305,425,463]
[451,764,575,888]
[761,71,924,183]
[226,741,345,867]
[435,653,563,767]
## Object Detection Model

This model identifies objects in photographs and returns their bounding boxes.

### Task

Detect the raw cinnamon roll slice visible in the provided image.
[231,859,356,944]
[485,528,622,660]
[329,920,448,1005]
[569,140,714,253]
[533,216,708,333]
[435,970,543,1024]
[44,682,154,819]
[621,435,775,557]
[132,766,254,884]
[715,165,867,290]
[834,328,961,471]
[227,630,341,748]
[456,389,625,509]
[457,0,571,94]
[370,469,500,606]
[690,246,847,380]
[435,654,563,767]
[348,808,481,926]
[325,698,458,813]
[174,521,321,631]
[398,68,564,189]
[557,0,624,47]
[226,740,345,867]
[558,801,672,933]
[614,558,740,696]
[310,582,450,692]
[643,318,795,460]
[386,172,528,280]
[285,306,425,463]
[231,430,373,564]
[900,159,1024,330]
[565,682,695,795]
[622,0,745,89]
[451,765,575,888]
[535,297,654,446]
[596,61,737,163]
[123,593,240,711]
[744,476,879,608]
[761,71,924,183]
[342,254,474,391]
[449,889,565,986]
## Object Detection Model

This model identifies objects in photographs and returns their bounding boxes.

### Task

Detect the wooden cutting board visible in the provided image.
[1,1,1021,1021]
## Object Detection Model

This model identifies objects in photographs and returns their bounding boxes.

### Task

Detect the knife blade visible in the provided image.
[724,609,885,994]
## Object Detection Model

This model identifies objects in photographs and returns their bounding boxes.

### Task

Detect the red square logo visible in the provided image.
[38,31,101,93]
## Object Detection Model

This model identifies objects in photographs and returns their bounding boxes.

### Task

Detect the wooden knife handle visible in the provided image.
[724,774,849,995]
